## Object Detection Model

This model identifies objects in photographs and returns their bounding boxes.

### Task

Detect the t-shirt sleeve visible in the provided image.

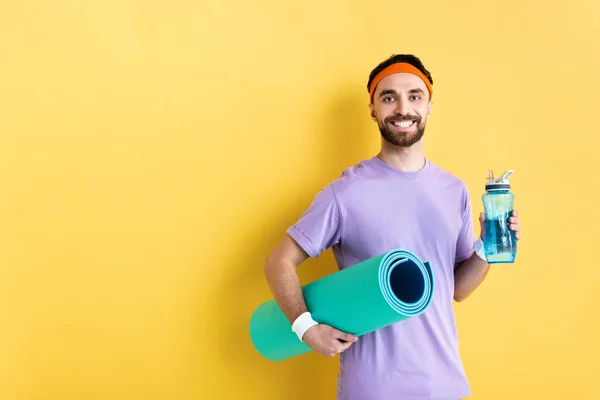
[455,185,475,263]
[286,184,341,258]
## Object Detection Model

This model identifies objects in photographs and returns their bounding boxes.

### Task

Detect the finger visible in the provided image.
[515,231,521,240]
[509,224,520,231]
[479,213,486,240]
[334,330,358,343]
[332,339,354,354]
[509,217,519,224]
[338,340,354,352]
[512,210,518,217]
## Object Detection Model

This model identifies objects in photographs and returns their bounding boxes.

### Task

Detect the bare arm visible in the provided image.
[263,234,358,356]
[453,253,490,302]
[453,211,521,302]
[263,234,310,323]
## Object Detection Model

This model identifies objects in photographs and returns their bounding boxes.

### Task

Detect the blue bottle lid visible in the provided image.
[485,170,514,191]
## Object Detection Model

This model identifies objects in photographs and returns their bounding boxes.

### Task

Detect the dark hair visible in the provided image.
[367,54,433,98]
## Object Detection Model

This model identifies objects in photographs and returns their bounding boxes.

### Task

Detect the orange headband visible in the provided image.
[368,62,433,103]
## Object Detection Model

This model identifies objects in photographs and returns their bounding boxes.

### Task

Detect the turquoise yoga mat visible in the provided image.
[249,248,435,361]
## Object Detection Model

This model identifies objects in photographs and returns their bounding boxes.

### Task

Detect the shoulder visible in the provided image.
[301,159,374,207]
[428,160,470,193]
[326,157,382,196]
[427,161,473,217]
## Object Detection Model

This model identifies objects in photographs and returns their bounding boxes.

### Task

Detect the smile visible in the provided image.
[391,120,415,128]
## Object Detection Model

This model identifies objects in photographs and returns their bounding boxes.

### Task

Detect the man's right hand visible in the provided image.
[302,324,358,357]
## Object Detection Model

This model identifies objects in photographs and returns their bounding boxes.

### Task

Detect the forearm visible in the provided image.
[264,258,308,323]
[453,252,490,302]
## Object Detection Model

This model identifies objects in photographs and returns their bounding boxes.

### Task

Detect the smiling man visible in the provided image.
[264,54,521,400]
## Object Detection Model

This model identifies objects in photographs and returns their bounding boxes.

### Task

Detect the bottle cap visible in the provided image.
[485,170,514,191]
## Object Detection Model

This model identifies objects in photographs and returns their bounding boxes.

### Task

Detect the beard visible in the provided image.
[378,113,426,147]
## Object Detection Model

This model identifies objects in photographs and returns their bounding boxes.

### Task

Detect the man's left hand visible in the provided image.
[478,210,521,241]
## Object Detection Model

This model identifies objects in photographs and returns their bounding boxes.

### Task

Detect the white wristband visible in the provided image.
[292,311,318,342]
[474,238,487,261]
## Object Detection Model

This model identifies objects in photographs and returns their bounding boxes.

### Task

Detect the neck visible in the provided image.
[376,138,426,172]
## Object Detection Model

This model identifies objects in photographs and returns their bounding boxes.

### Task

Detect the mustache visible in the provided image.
[385,114,422,124]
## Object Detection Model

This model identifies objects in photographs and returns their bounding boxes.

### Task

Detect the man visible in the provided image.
[263,54,521,400]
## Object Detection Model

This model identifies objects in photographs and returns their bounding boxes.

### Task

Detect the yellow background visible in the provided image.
[1,0,599,399]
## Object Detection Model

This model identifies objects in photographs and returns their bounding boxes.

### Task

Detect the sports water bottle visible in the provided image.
[481,170,517,264]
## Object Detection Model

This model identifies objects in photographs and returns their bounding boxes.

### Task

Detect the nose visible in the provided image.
[395,97,410,116]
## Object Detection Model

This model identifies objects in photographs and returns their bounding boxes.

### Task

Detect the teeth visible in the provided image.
[392,120,414,128]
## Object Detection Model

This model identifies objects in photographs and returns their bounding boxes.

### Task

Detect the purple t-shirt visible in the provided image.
[287,156,475,400]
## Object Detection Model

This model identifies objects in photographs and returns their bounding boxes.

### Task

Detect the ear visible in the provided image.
[425,100,433,120]
[368,103,378,122]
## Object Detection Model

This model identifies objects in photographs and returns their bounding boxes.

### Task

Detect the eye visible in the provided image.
[410,95,421,101]
[383,96,395,102]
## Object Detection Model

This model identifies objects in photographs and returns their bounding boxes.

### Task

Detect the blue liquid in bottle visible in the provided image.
[482,170,517,264]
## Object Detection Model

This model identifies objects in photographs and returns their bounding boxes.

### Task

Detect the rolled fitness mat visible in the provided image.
[249,248,435,361]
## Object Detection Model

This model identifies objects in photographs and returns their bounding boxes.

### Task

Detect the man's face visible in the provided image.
[369,72,432,147]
